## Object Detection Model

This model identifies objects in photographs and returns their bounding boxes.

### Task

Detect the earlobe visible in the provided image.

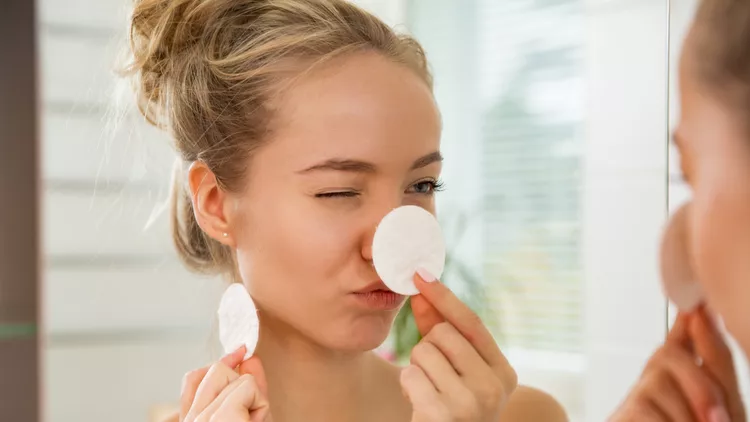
[187,161,235,246]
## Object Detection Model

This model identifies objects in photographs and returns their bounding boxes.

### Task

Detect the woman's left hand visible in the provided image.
[400,269,518,422]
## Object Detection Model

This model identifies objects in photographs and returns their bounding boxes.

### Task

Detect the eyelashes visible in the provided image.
[316,178,445,199]
[409,179,445,195]
[316,190,361,198]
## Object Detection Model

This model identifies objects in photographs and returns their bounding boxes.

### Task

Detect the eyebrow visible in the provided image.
[298,151,443,174]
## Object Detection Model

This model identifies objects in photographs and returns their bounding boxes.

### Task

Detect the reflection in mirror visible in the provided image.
[666,0,750,408]
[36,1,683,422]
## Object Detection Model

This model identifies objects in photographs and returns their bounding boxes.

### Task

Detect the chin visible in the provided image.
[324,318,395,353]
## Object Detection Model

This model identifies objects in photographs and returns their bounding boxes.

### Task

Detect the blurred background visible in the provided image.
[0,0,743,421]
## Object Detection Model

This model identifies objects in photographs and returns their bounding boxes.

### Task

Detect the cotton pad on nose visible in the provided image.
[217,283,259,361]
[660,204,704,311]
[372,205,446,296]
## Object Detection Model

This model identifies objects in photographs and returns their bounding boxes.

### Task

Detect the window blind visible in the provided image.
[405,0,586,354]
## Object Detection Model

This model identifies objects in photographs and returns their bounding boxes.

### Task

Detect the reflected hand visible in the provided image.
[179,346,271,422]
[400,270,518,422]
[609,307,745,422]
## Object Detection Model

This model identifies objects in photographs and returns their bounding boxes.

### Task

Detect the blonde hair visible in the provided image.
[119,0,432,277]
[693,0,750,117]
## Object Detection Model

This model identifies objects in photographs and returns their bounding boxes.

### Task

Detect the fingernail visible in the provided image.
[416,268,436,283]
[709,406,730,422]
[706,306,723,331]
[225,345,245,358]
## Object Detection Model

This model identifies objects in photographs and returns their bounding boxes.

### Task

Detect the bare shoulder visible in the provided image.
[499,385,568,422]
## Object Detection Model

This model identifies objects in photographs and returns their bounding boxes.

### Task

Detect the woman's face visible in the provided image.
[232,51,442,352]
[672,32,750,352]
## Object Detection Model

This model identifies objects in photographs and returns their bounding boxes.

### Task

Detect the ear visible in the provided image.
[187,161,235,246]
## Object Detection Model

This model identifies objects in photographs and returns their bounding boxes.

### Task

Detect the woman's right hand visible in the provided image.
[610,307,745,422]
[179,346,271,422]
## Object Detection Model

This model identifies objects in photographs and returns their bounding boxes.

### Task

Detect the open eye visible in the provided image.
[407,179,445,195]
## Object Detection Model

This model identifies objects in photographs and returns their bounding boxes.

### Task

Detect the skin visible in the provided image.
[673,32,750,358]
[173,51,568,421]
[610,28,749,422]
[610,308,744,422]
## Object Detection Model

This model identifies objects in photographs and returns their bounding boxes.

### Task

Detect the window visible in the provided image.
[402,0,587,419]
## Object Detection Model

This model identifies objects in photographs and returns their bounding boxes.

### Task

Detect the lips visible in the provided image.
[355,280,395,294]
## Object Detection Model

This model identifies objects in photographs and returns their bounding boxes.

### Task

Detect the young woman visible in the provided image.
[121,0,567,421]
[612,0,750,421]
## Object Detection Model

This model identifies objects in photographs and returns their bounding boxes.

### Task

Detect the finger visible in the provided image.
[194,374,250,421]
[220,345,248,369]
[238,356,269,398]
[413,271,508,370]
[400,364,441,407]
[642,370,696,422]
[215,375,271,422]
[691,306,736,384]
[410,340,460,394]
[180,347,247,421]
[423,322,485,377]
[667,312,691,348]
[643,397,673,422]
[184,361,240,420]
[410,294,445,337]
[690,306,743,420]
[661,345,726,421]
[425,322,513,404]
[180,368,209,421]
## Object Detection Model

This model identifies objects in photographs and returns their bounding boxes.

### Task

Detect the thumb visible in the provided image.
[410,293,444,337]
[238,356,268,398]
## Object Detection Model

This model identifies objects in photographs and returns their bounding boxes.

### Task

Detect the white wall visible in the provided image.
[38,1,225,421]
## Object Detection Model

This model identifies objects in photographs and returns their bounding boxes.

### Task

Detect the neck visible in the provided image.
[255,314,391,422]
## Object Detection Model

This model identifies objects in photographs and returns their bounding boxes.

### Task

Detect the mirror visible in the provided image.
[33,0,748,421]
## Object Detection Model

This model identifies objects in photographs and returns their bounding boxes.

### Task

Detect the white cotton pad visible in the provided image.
[372,205,446,296]
[217,283,259,361]
[660,204,704,311]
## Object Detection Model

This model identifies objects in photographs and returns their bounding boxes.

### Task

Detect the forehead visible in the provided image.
[676,30,703,130]
[263,51,441,167]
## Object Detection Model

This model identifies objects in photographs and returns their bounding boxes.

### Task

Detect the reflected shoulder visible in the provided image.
[500,385,569,422]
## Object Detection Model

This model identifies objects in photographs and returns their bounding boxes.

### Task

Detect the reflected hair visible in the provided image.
[692,0,750,119]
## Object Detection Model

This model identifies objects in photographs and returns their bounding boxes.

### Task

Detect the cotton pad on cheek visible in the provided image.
[217,283,260,361]
[372,205,446,296]
[660,204,704,311]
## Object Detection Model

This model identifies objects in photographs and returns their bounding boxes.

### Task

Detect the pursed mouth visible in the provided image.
[350,289,406,310]
[354,280,396,294]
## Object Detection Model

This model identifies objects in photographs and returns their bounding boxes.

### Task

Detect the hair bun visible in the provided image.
[123,0,204,127]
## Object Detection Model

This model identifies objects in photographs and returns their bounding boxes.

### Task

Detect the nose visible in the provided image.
[361,241,374,265]
[360,197,402,264]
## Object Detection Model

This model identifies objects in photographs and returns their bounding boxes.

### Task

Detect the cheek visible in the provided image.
[689,158,750,323]
[236,197,361,300]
